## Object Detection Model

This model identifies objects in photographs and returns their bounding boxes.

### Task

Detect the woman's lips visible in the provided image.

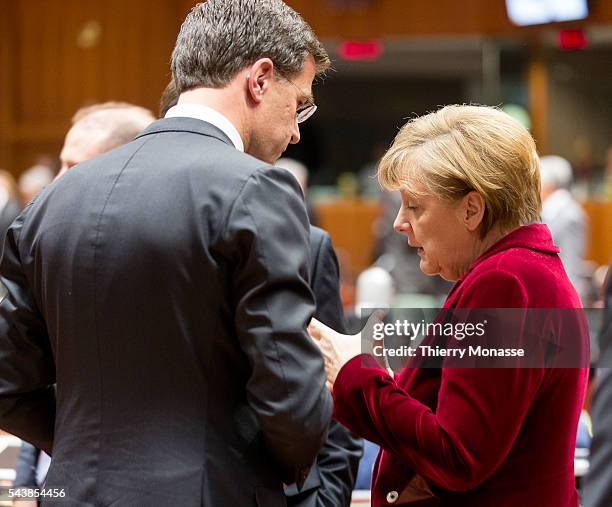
[417,247,424,255]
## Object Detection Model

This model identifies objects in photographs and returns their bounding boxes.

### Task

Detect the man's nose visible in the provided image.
[290,119,301,144]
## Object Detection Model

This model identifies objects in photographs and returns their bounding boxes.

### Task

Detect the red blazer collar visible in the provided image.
[445,223,558,303]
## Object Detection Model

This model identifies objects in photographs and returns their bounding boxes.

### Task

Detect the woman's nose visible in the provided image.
[393,210,410,233]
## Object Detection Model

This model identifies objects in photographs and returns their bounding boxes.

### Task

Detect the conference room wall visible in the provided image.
[2,0,612,176]
[0,0,184,176]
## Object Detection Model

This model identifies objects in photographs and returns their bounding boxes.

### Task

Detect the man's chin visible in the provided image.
[264,151,283,165]
[273,147,289,164]
[245,146,278,165]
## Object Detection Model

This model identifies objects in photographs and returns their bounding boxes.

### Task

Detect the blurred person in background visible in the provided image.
[10,100,154,506]
[0,170,21,249]
[357,142,387,199]
[283,222,363,507]
[584,266,612,507]
[17,165,54,207]
[57,101,155,178]
[309,105,588,507]
[0,171,21,300]
[276,157,319,225]
[540,155,590,303]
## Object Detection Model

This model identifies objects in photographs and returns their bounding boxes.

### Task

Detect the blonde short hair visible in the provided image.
[378,104,541,236]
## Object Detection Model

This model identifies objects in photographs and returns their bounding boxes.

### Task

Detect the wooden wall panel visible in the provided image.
[0,0,184,176]
[0,1,16,173]
[584,202,612,266]
[284,0,612,39]
[179,0,612,40]
[286,0,512,39]
[527,48,549,154]
[3,0,612,177]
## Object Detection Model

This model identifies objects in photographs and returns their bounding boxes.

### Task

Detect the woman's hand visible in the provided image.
[308,318,363,390]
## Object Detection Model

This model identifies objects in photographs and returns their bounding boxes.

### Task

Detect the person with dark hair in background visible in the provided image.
[159,79,178,118]
[0,1,333,505]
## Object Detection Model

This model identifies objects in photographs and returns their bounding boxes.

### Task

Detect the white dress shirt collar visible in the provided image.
[164,103,244,152]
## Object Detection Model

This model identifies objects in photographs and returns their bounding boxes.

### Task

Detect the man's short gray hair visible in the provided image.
[72,102,155,152]
[171,0,330,94]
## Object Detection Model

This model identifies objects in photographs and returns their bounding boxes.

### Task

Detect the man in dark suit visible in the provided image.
[161,92,362,506]
[284,226,362,507]
[0,1,332,505]
[584,268,612,507]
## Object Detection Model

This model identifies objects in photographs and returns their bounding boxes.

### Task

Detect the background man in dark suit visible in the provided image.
[278,158,363,506]
[0,1,333,505]
[284,226,362,507]
[584,267,612,507]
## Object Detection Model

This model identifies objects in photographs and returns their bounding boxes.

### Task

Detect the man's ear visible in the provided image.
[460,191,486,232]
[246,58,275,104]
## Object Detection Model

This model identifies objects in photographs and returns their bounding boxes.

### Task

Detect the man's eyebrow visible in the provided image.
[302,92,315,105]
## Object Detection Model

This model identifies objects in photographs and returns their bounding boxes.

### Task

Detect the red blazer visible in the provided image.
[333,224,588,506]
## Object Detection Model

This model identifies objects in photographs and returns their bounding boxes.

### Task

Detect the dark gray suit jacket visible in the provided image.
[0,118,332,506]
[285,226,362,507]
[10,225,362,506]
[584,270,612,507]
[0,198,20,257]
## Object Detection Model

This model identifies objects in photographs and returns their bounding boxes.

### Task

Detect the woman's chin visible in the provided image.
[419,260,441,277]
[438,272,459,282]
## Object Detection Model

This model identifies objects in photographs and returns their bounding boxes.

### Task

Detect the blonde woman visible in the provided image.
[310,105,588,506]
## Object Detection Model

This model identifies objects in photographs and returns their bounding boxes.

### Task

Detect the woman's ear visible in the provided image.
[459,191,485,232]
[246,58,274,104]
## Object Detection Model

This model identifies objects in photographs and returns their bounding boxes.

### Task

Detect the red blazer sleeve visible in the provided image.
[332,270,547,492]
